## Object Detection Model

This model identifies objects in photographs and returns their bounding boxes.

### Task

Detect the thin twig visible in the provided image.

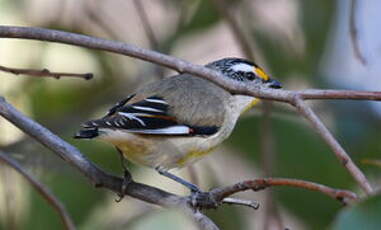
[0,151,76,230]
[211,178,358,205]
[349,0,367,65]
[0,65,93,80]
[210,0,255,61]
[292,97,373,194]
[260,102,284,230]
[299,89,381,101]
[222,197,260,210]
[0,26,375,194]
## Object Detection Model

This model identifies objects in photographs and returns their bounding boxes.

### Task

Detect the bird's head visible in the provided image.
[206,57,282,89]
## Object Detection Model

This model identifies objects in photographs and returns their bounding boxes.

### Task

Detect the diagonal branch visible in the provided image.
[0,64,93,80]
[0,151,76,230]
[0,25,376,194]
[292,97,373,194]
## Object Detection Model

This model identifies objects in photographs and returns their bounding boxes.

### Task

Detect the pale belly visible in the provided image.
[98,129,220,170]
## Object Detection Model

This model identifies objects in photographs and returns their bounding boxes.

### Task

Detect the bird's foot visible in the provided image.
[189,190,219,209]
[115,169,132,202]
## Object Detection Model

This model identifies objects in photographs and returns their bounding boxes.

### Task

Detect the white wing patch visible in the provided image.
[231,63,253,72]
[118,112,146,126]
[132,105,163,113]
[128,125,191,135]
[144,98,168,104]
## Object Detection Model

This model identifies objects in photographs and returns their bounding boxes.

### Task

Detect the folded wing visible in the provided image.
[81,95,219,136]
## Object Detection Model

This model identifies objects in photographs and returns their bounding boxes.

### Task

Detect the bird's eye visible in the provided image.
[246,72,256,81]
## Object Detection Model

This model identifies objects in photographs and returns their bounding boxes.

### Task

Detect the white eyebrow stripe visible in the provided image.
[145,98,168,104]
[132,105,163,113]
[231,63,253,72]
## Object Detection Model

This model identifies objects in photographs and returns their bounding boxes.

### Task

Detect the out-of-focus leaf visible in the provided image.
[331,193,381,230]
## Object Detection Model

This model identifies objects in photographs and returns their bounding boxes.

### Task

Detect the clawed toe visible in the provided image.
[115,170,133,202]
[190,191,219,209]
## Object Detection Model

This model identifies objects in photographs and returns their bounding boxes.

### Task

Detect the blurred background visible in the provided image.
[1,0,381,229]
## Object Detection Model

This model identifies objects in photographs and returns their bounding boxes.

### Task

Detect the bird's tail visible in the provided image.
[74,127,99,139]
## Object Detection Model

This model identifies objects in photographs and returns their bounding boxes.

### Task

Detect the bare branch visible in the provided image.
[292,97,373,194]
[349,0,367,65]
[222,197,260,210]
[0,64,93,80]
[0,25,375,194]
[211,178,358,206]
[299,89,381,101]
[0,151,76,230]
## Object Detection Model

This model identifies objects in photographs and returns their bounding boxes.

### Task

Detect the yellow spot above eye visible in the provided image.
[254,67,269,81]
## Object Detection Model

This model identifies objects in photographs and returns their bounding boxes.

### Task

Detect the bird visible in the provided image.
[74,57,282,193]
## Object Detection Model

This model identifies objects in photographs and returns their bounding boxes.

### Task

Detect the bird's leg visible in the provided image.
[155,167,219,209]
[115,147,133,202]
[155,167,201,193]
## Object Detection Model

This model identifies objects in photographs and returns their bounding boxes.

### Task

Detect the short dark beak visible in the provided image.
[268,79,282,89]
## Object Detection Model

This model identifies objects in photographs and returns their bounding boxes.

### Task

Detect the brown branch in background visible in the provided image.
[210,0,256,61]
[260,102,284,230]
[349,0,367,65]
[132,0,159,50]
[211,178,358,205]
[0,151,76,230]
[132,0,165,79]
[85,4,122,41]
[0,65,93,80]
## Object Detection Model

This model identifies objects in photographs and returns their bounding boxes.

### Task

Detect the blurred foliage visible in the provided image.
[331,193,381,230]
[1,0,381,230]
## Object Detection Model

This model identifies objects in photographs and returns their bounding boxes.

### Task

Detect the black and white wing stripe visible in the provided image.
[82,96,219,136]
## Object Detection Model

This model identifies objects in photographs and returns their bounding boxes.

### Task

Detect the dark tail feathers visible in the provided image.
[74,128,99,139]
